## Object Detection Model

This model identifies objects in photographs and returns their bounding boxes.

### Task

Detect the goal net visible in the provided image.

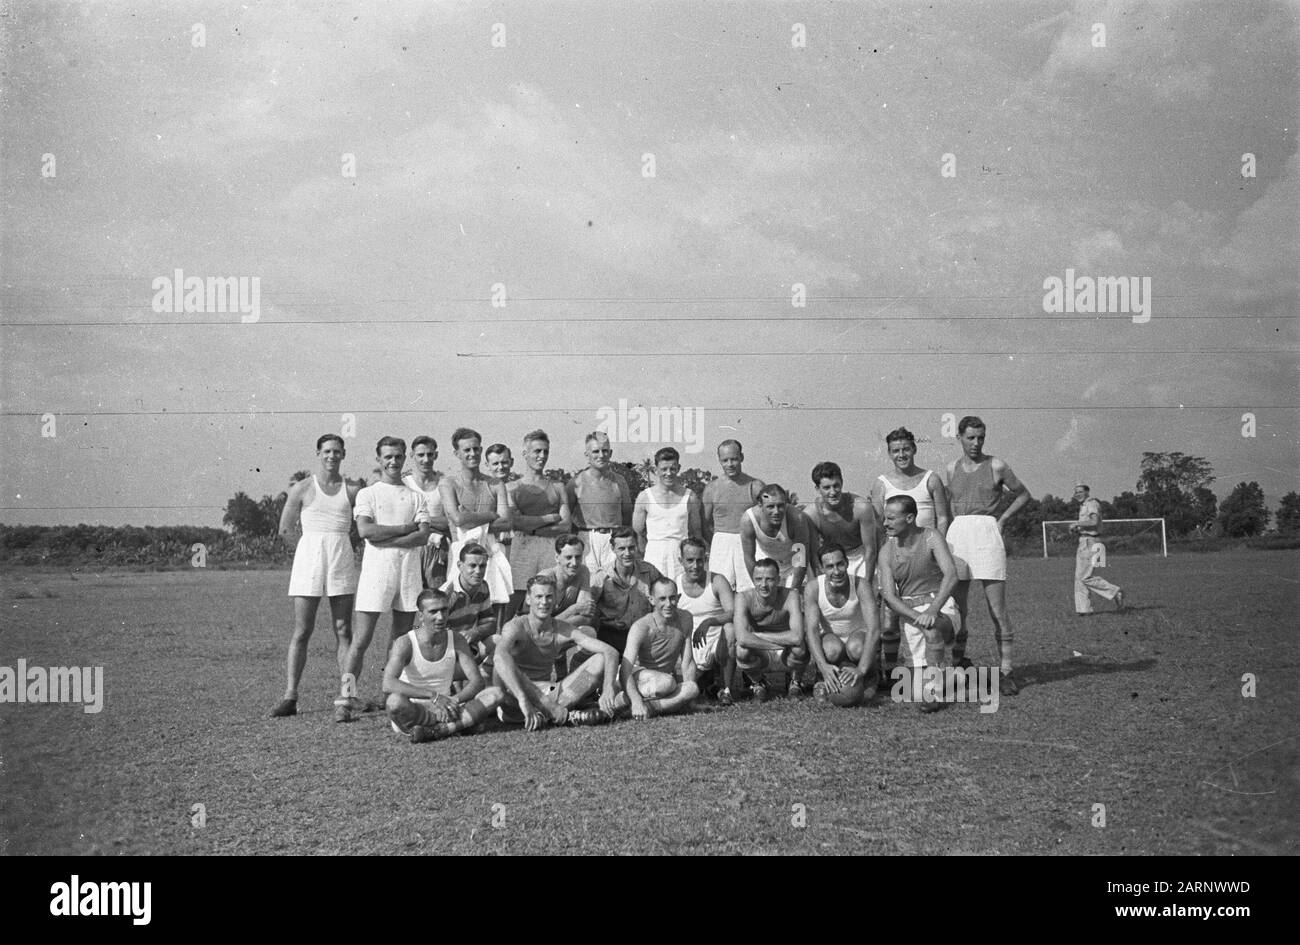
[1041,518,1167,559]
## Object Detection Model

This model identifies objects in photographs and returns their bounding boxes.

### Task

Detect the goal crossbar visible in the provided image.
[1041,518,1166,558]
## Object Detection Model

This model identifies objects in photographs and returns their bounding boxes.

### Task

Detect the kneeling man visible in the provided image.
[615,578,700,719]
[494,574,620,730]
[733,558,808,702]
[383,589,503,743]
[878,495,960,712]
[804,542,878,706]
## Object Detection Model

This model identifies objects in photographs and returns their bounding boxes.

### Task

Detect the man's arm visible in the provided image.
[930,474,953,536]
[787,510,812,590]
[356,514,428,544]
[994,461,1031,531]
[451,633,485,703]
[678,615,699,685]
[619,476,634,526]
[278,479,308,544]
[925,530,959,622]
[740,514,758,581]
[566,475,586,530]
[856,499,880,584]
[687,491,703,540]
[492,624,543,711]
[620,619,651,718]
[491,481,513,536]
[701,482,716,545]
[563,624,621,715]
[632,491,650,553]
[868,478,886,524]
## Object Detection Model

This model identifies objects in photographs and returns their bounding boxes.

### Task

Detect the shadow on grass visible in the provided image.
[1018,656,1158,689]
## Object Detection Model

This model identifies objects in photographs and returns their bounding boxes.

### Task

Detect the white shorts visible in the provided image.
[846,547,867,579]
[355,545,423,612]
[692,623,724,670]
[448,535,513,604]
[900,595,960,663]
[643,538,685,583]
[946,516,1006,581]
[287,531,358,597]
[580,530,617,574]
[509,533,555,591]
[709,531,752,591]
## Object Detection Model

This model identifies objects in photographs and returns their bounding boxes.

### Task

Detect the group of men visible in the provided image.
[269,416,1119,740]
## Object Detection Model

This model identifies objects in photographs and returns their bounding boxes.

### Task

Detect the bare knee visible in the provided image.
[477,686,503,708]
[385,692,408,716]
[678,680,700,702]
[822,635,844,664]
[845,632,866,662]
[637,670,678,699]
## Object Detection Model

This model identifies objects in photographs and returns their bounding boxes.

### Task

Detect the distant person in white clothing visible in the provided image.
[633,447,702,582]
[1070,482,1124,615]
[439,427,513,622]
[271,434,361,718]
[869,427,952,677]
[337,436,434,722]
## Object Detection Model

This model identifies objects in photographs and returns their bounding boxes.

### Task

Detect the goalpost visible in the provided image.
[1041,518,1167,558]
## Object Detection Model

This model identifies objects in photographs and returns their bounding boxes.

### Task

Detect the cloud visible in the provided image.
[1215,153,1300,298]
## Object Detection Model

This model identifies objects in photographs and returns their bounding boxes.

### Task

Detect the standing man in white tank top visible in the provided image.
[271,434,361,718]
[869,427,952,679]
[803,543,877,706]
[633,447,702,582]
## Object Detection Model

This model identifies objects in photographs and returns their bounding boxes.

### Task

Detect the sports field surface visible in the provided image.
[3,549,1296,856]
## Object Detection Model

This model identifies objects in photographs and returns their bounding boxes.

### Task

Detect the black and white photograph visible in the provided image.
[2,0,1296,876]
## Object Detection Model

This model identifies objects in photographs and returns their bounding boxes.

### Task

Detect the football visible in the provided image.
[827,668,871,707]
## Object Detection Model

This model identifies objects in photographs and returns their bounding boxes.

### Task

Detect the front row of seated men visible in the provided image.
[383,491,956,742]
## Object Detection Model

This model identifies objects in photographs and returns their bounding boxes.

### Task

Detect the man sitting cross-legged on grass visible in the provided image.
[614,578,701,720]
[804,542,879,706]
[383,588,504,743]
[733,558,809,702]
[878,495,960,713]
[493,573,620,731]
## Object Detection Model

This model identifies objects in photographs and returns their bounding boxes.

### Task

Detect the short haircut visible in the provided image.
[753,558,781,576]
[527,572,557,592]
[885,427,916,447]
[818,541,848,564]
[523,429,550,446]
[376,436,406,455]
[451,427,481,450]
[317,434,345,451]
[811,461,842,485]
[611,525,638,545]
[555,534,585,554]
[411,435,438,451]
[654,446,680,466]
[459,542,490,562]
[651,576,679,595]
[885,494,919,517]
[957,415,985,435]
[679,536,708,557]
[485,442,510,459]
[717,439,743,455]
[416,588,448,610]
[758,483,789,503]
[585,431,611,448]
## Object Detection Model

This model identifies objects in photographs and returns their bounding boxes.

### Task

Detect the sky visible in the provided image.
[2,0,1297,528]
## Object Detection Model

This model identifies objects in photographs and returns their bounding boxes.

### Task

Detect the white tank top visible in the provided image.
[403,473,444,516]
[645,489,690,542]
[878,470,936,528]
[299,475,352,534]
[745,506,795,567]
[678,578,725,628]
[398,630,457,696]
[816,574,867,640]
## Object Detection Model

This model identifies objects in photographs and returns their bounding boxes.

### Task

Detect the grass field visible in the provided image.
[3,550,1297,855]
